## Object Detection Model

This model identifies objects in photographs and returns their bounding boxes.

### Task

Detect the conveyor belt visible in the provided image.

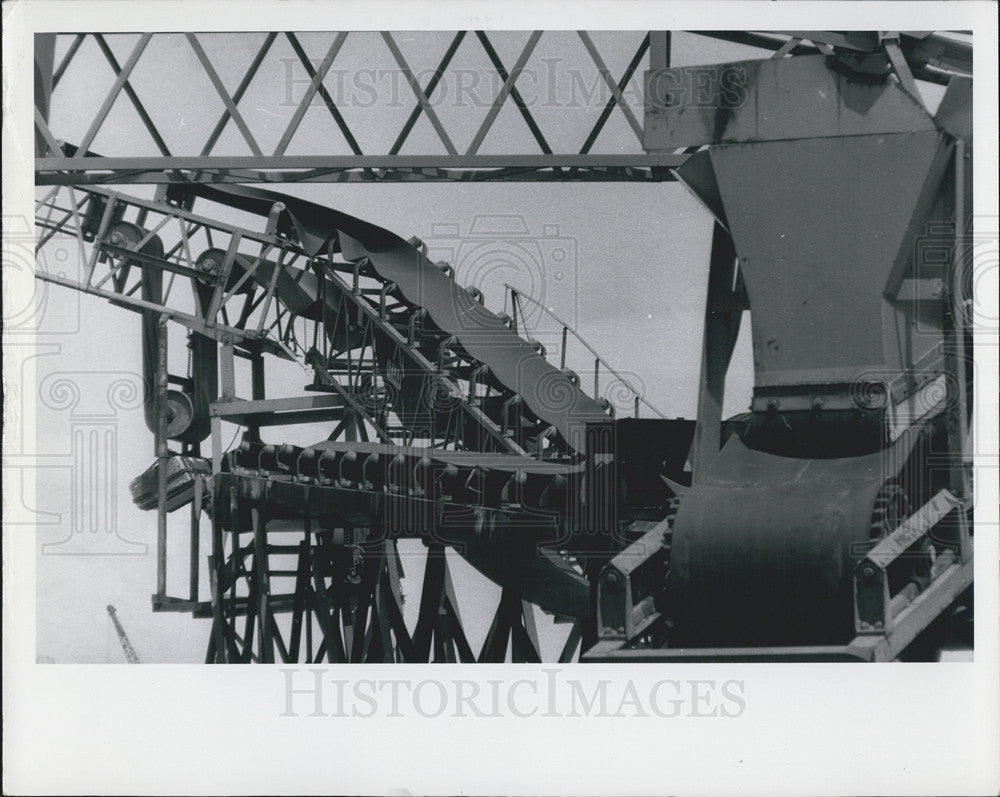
[174,182,610,453]
[669,428,923,646]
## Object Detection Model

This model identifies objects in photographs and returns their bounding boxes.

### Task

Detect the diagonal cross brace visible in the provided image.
[201,33,278,157]
[77,33,152,155]
[475,31,553,155]
[390,31,466,155]
[382,32,458,155]
[466,31,543,156]
[274,33,349,156]
[93,35,172,157]
[579,33,649,154]
[187,33,264,157]
[284,33,363,156]
[578,31,644,145]
[52,33,85,90]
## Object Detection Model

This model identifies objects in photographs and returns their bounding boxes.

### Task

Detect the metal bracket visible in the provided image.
[854,489,959,635]
[596,520,670,641]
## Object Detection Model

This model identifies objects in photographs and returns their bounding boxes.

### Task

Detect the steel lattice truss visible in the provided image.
[36,30,685,184]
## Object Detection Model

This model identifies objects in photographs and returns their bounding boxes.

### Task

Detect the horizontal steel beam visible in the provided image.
[38,168,676,185]
[38,154,686,170]
[584,639,873,662]
[212,394,347,427]
[35,154,686,185]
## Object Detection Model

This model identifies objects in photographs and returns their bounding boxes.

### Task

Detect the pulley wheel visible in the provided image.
[164,389,196,440]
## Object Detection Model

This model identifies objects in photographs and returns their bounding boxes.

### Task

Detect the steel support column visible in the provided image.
[691,223,743,481]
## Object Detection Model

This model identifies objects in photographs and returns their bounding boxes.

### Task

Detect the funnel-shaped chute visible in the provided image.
[653,52,962,406]
[659,51,969,649]
[679,130,953,391]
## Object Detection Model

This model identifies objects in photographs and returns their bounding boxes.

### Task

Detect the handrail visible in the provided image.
[504,284,670,421]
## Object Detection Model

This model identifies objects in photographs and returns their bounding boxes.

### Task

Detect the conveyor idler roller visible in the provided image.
[228,438,582,513]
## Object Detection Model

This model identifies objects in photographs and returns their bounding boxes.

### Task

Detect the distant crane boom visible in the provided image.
[106,605,140,664]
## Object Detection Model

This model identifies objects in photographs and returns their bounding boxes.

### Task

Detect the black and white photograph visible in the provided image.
[4,2,999,795]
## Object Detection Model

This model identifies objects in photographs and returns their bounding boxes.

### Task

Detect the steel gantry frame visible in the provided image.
[32,29,974,663]
[35,31,971,186]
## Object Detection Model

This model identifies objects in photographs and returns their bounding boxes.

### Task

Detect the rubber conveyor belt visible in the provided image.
[174,183,610,453]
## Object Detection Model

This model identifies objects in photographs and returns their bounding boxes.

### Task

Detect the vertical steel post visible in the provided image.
[155,315,169,599]
[649,31,671,72]
[208,479,228,662]
[584,420,617,547]
[945,139,972,560]
[219,340,236,400]
[227,483,240,659]
[189,453,201,602]
[212,340,236,474]
[303,504,313,663]
[252,486,273,663]
[34,33,57,158]
[249,352,265,441]
[210,416,223,474]
[691,223,741,482]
